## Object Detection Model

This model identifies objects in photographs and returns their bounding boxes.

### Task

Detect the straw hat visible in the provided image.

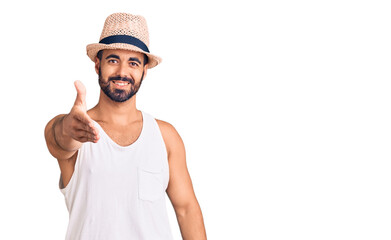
[86,13,162,68]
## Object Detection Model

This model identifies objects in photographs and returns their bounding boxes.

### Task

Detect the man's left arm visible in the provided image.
[158,120,207,240]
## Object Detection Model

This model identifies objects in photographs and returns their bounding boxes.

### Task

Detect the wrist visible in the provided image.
[53,115,68,151]
[60,114,69,138]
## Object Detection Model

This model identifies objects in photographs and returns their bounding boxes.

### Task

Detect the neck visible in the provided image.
[90,90,140,125]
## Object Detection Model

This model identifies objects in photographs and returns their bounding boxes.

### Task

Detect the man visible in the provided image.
[44,13,207,240]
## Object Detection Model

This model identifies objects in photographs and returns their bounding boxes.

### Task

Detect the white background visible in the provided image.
[0,0,390,239]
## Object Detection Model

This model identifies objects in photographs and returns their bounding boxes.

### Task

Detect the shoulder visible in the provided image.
[154,118,185,158]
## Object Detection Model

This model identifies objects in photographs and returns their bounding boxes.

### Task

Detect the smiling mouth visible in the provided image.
[112,80,130,87]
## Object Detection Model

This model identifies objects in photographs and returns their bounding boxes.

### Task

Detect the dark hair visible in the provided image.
[97,50,149,66]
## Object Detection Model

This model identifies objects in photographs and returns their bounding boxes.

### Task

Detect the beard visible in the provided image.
[98,67,145,103]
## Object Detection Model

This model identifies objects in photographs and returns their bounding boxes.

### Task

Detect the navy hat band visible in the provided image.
[99,35,150,53]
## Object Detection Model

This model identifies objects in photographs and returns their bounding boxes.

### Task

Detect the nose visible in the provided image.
[117,62,128,78]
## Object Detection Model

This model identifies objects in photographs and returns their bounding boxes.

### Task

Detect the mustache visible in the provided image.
[108,76,135,84]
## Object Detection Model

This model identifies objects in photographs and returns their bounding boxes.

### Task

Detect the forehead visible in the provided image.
[101,49,144,59]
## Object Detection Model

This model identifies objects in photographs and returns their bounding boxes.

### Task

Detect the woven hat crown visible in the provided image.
[99,13,150,47]
[86,12,162,68]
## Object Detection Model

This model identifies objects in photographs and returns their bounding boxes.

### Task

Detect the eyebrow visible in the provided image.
[129,57,141,65]
[105,54,120,60]
[105,55,141,65]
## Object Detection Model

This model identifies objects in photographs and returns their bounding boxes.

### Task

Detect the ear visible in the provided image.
[142,63,148,79]
[95,57,100,75]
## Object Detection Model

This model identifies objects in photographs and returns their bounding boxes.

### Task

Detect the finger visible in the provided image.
[77,137,89,143]
[74,129,99,142]
[80,134,100,143]
[75,122,92,132]
[77,137,97,143]
[75,123,100,139]
[73,115,91,130]
[72,113,100,138]
[73,111,94,127]
[74,80,87,107]
[91,127,100,137]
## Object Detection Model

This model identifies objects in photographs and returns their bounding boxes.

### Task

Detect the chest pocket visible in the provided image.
[138,167,165,202]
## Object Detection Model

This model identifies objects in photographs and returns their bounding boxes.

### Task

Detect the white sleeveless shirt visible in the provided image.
[59,110,174,240]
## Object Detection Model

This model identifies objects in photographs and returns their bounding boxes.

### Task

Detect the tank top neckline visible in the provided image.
[91,110,146,150]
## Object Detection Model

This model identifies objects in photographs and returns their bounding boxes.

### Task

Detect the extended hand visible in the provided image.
[62,80,100,143]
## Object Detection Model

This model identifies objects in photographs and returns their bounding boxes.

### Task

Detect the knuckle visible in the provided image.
[71,122,78,130]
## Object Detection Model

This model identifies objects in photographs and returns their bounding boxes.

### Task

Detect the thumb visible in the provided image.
[74,80,87,108]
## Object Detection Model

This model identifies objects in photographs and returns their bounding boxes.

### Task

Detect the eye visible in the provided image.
[108,59,118,63]
[130,62,139,67]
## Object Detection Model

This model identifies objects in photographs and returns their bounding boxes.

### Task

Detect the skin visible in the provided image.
[44,49,207,239]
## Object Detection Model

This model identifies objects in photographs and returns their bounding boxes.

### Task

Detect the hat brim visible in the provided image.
[86,42,162,69]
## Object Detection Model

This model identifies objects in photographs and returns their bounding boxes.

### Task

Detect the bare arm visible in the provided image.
[45,114,80,160]
[44,80,100,160]
[159,121,207,240]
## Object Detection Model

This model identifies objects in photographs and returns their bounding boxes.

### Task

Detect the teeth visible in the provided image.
[114,82,128,86]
